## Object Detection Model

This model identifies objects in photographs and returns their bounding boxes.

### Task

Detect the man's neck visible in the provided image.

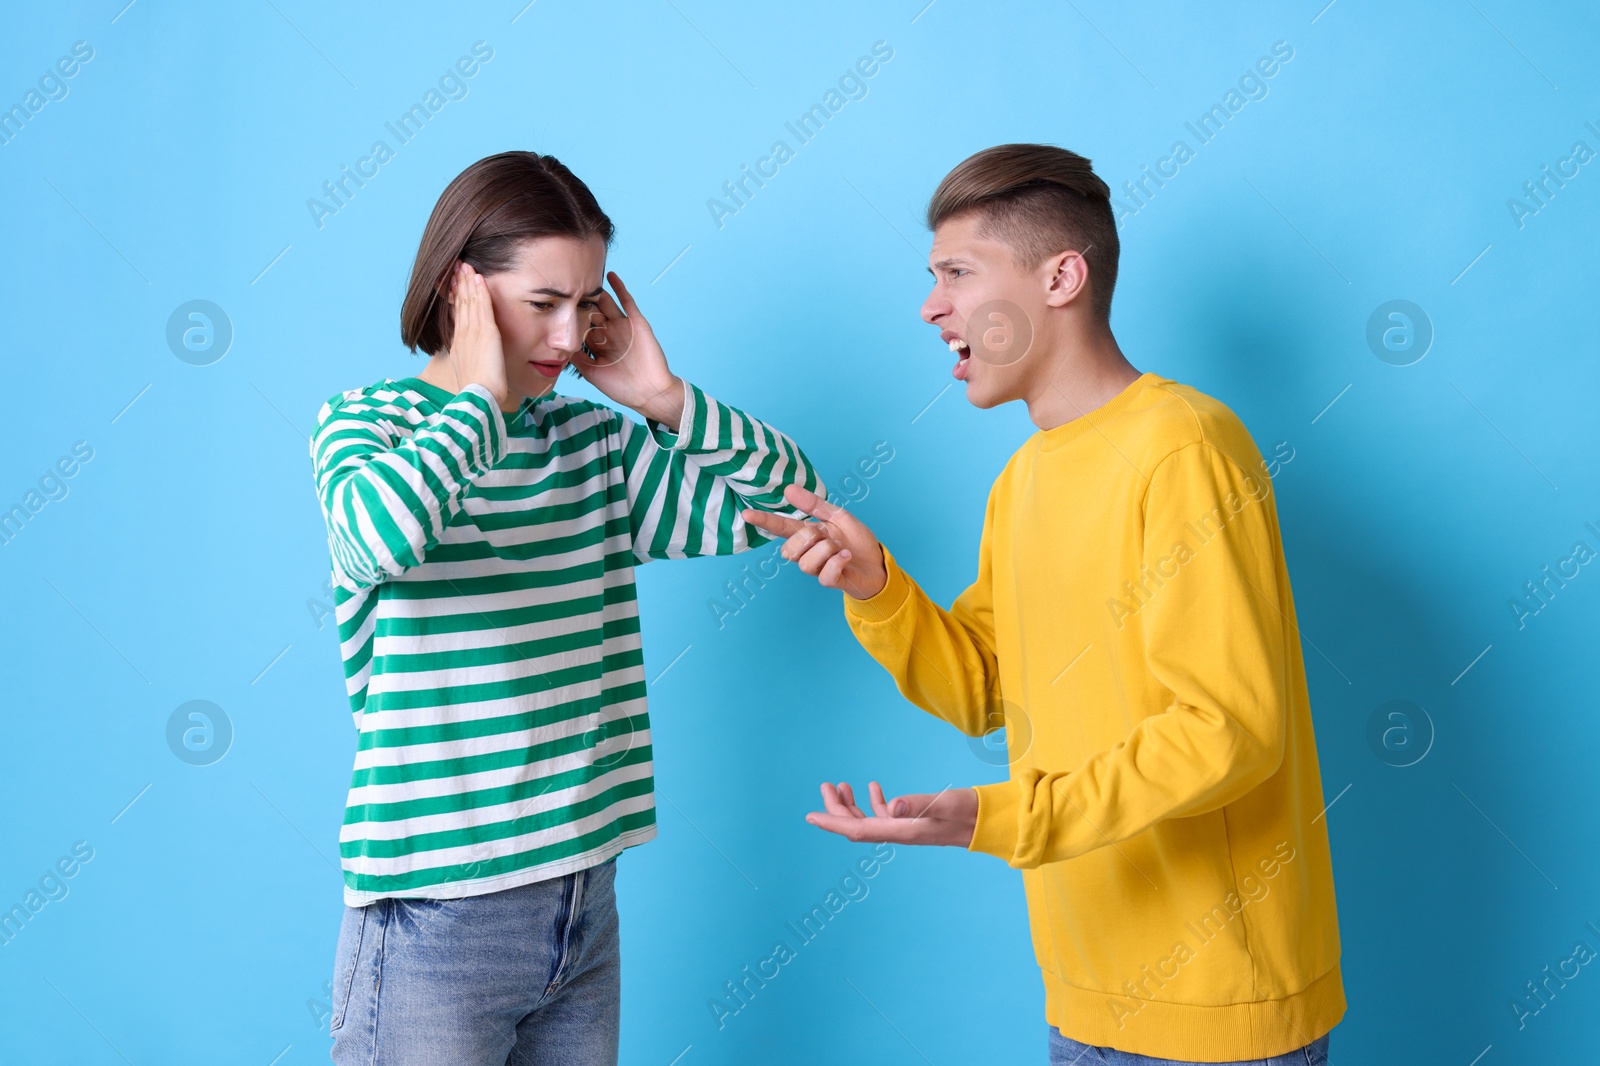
[1023,330,1142,431]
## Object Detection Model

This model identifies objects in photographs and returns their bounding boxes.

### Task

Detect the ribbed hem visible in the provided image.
[341,823,657,908]
[1047,959,1346,1062]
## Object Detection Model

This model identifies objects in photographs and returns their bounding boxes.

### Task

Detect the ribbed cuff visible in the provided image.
[650,378,699,450]
[843,542,913,621]
[968,780,1020,862]
[452,384,509,473]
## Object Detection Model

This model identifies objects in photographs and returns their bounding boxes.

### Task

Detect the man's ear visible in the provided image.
[1042,249,1091,309]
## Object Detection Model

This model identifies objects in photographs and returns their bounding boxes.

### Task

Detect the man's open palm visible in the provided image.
[742,485,888,600]
[805,781,978,848]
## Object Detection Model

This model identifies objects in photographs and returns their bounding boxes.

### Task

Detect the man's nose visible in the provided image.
[920,289,949,325]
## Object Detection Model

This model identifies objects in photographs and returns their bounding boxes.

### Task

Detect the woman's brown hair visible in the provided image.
[400,151,615,356]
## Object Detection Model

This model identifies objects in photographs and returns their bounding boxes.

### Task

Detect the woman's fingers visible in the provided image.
[452,267,477,342]
[588,289,633,363]
[464,274,488,338]
[595,288,630,350]
[474,274,501,337]
[606,271,639,316]
[598,284,627,321]
[584,310,607,350]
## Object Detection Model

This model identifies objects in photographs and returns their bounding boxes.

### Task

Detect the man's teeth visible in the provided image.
[948,339,966,353]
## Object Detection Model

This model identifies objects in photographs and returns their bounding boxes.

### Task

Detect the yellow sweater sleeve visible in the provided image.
[973,441,1291,867]
[842,489,1003,739]
[851,441,1293,869]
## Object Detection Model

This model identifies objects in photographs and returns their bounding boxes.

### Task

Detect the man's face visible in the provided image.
[919,213,1043,409]
[477,235,608,401]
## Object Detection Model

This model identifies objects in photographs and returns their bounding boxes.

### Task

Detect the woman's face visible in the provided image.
[477,234,608,400]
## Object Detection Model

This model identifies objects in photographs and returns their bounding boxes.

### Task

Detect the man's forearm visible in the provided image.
[843,544,1001,737]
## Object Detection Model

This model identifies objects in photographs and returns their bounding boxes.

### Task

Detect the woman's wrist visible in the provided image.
[636,375,685,429]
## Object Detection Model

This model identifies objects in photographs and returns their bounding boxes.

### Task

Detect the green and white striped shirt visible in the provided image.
[310,375,821,906]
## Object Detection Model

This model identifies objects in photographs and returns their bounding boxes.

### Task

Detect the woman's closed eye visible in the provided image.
[527,299,601,312]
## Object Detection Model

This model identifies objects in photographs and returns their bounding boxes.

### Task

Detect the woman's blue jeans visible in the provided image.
[330,856,620,1065]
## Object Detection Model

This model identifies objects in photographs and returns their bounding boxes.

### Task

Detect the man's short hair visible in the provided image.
[926,144,1120,322]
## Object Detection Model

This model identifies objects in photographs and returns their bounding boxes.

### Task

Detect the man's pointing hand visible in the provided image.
[742,484,889,600]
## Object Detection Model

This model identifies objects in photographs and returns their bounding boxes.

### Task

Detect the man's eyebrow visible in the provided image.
[928,256,973,274]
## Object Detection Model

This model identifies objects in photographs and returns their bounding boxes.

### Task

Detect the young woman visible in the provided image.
[310,151,822,1064]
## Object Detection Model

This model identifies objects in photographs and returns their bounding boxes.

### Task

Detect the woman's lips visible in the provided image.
[530,361,566,378]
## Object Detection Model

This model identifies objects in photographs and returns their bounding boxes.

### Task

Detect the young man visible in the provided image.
[744,144,1344,1064]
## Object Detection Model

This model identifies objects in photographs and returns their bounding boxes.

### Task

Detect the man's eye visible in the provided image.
[528,301,553,311]
[579,300,600,310]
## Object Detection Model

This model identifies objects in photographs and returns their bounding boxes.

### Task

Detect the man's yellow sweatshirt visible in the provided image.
[843,372,1345,1062]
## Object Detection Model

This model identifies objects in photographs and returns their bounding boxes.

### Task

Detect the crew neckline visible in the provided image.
[1036,371,1163,451]
[391,375,545,416]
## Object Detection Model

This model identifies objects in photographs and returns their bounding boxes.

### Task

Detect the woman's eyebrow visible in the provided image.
[525,285,607,298]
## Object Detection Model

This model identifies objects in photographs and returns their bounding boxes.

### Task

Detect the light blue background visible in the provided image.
[2,1,1597,1063]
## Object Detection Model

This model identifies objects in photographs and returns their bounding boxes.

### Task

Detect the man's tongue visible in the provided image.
[952,344,970,380]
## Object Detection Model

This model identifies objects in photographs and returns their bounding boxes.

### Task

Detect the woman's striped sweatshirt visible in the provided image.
[309,374,822,906]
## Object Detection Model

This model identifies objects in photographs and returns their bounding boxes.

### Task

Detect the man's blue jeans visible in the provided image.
[1049,1026,1331,1065]
[330,856,620,1065]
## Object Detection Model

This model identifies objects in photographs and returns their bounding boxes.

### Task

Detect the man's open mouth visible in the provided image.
[948,337,971,380]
